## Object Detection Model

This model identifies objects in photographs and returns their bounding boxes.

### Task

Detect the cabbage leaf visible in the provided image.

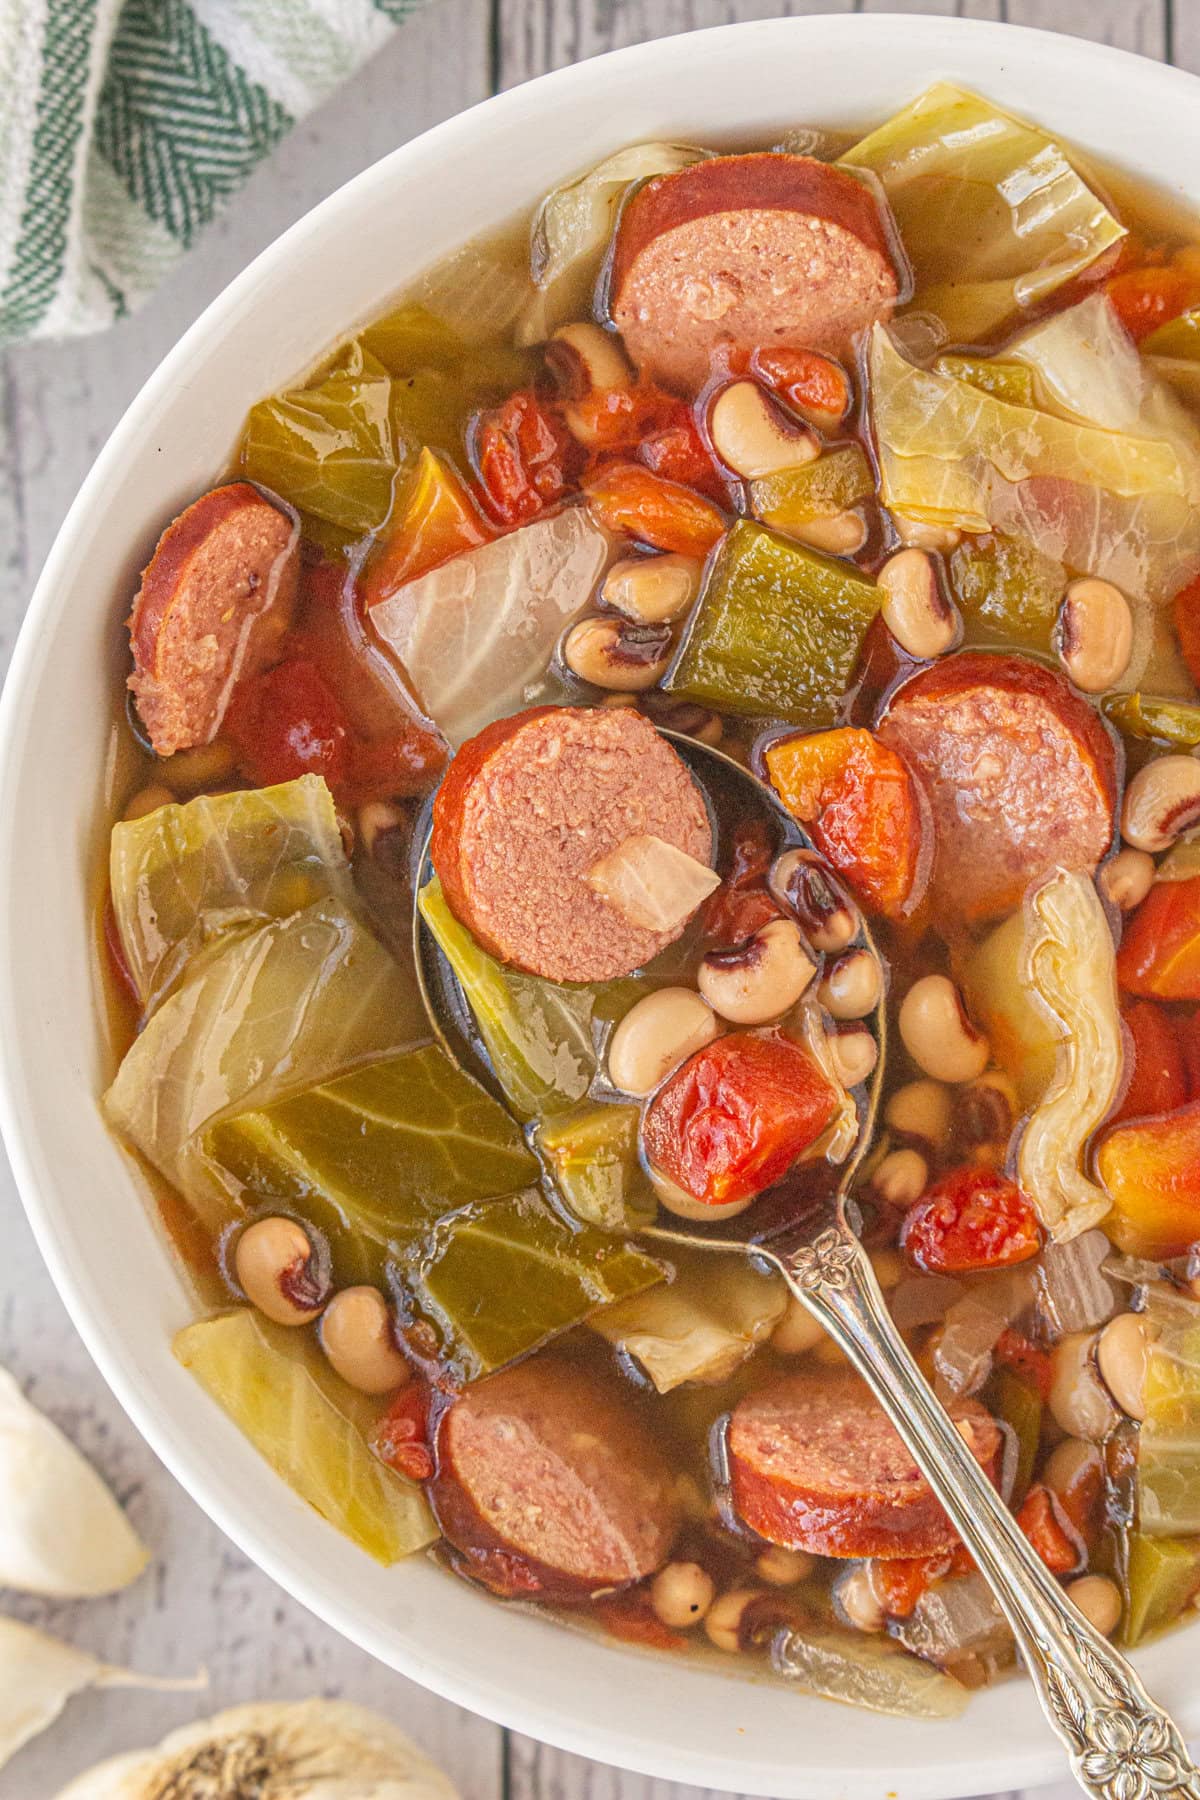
[591,1257,786,1392]
[109,775,353,1016]
[870,302,1200,609]
[1136,1287,1200,1539]
[104,898,426,1232]
[841,83,1124,343]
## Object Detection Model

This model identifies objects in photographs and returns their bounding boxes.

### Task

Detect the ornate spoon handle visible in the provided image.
[779,1224,1200,1800]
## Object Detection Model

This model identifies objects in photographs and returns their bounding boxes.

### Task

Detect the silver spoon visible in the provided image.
[413,729,1199,1800]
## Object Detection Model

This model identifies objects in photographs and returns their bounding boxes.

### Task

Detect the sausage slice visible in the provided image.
[877,653,1117,927]
[430,1358,680,1598]
[128,482,299,756]
[430,705,713,982]
[728,1372,1001,1560]
[609,154,899,392]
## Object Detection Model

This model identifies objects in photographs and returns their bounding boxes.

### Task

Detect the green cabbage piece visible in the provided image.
[772,1625,970,1719]
[201,1044,538,1285]
[841,83,1124,344]
[417,876,608,1120]
[591,1256,786,1393]
[104,898,426,1233]
[870,299,1200,608]
[175,1308,435,1563]
[1137,1288,1200,1538]
[109,775,353,1016]
[535,1102,655,1233]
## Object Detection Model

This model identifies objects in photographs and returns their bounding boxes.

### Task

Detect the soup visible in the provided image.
[100,83,1200,1717]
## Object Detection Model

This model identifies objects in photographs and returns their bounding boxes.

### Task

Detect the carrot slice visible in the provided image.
[583,461,726,558]
[362,449,492,607]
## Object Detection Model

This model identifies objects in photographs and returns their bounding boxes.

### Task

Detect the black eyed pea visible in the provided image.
[159,738,237,795]
[767,848,858,953]
[547,321,633,406]
[123,782,176,822]
[1098,848,1156,912]
[704,1587,765,1653]
[602,554,703,625]
[562,616,674,692]
[1065,1574,1123,1639]
[649,699,723,746]
[898,975,990,1084]
[357,799,407,867]
[1056,578,1134,695]
[234,1217,328,1327]
[607,987,720,1097]
[708,380,820,481]
[884,1078,952,1152]
[819,947,881,1020]
[870,1147,929,1209]
[891,512,961,555]
[755,1546,814,1586]
[1121,755,1200,854]
[828,1024,878,1090]
[651,1560,716,1629]
[1047,1330,1120,1442]
[1043,1435,1104,1502]
[835,1566,885,1633]
[772,1293,828,1356]
[1096,1311,1160,1421]
[321,1286,412,1395]
[649,1163,753,1223]
[877,549,960,661]
[791,509,869,557]
[698,918,817,1026]
[956,1069,1019,1151]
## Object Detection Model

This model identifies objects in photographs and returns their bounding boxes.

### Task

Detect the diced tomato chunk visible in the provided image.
[1105,246,1200,343]
[1117,876,1200,1002]
[1017,1485,1084,1576]
[225,656,350,790]
[362,449,492,606]
[872,1553,952,1620]
[373,1383,434,1483]
[593,1593,687,1652]
[701,818,781,945]
[751,346,851,429]
[474,390,580,526]
[1112,999,1190,1125]
[764,727,924,919]
[900,1166,1042,1275]
[642,1032,839,1208]
[583,461,727,559]
[1096,1098,1200,1258]
[994,1329,1053,1403]
[1173,572,1200,689]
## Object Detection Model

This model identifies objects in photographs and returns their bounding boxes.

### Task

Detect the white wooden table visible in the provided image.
[0,2,1195,1793]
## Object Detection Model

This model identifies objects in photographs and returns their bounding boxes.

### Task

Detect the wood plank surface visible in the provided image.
[0,0,1186,1796]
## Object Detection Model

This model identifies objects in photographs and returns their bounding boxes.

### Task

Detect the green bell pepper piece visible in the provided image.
[665,520,881,727]
[985,1367,1043,1505]
[1122,1532,1200,1645]
[949,532,1066,654]
[934,355,1038,408]
[749,445,873,533]
[1103,691,1200,751]
[536,1102,655,1232]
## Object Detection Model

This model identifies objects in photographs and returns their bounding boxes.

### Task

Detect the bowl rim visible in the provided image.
[3,14,1200,1797]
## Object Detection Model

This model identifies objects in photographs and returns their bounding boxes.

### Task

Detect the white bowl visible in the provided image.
[1,15,1198,1797]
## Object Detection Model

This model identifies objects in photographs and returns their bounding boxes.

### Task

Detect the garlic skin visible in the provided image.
[0,1366,149,1596]
[52,1700,460,1798]
[0,1616,202,1773]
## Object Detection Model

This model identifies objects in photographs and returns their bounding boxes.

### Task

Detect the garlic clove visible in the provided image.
[0,1365,149,1596]
[1,1616,203,1776]
[51,1699,459,1798]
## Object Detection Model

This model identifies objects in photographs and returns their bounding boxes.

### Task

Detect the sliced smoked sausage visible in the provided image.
[877,653,1117,927]
[128,482,299,756]
[430,704,713,982]
[609,154,900,393]
[728,1371,1001,1559]
[430,1357,680,1598]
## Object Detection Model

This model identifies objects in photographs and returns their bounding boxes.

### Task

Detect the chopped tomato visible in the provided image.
[764,727,924,919]
[1112,999,1190,1124]
[751,346,851,430]
[872,1553,952,1620]
[225,656,350,790]
[474,389,579,526]
[1117,876,1200,1002]
[900,1166,1043,1275]
[701,818,780,945]
[1017,1485,1084,1577]
[639,417,727,501]
[1174,572,1200,689]
[582,461,727,559]
[994,1329,1053,1403]
[373,1383,434,1483]
[362,448,492,607]
[642,1032,840,1208]
[348,728,445,801]
[1106,246,1200,344]
[1096,1098,1200,1258]
[593,1593,687,1652]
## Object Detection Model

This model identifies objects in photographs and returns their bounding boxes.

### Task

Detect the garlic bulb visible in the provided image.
[0,1616,202,1772]
[52,1700,460,1798]
[0,1365,149,1595]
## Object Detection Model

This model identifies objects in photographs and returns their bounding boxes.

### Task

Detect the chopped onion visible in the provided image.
[1017,870,1122,1242]
[370,506,616,745]
[417,242,535,339]
[586,833,719,932]
[1036,1228,1118,1337]
[592,1259,785,1392]
[771,1624,970,1718]
[934,1269,1035,1396]
[891,1574,1012,1669]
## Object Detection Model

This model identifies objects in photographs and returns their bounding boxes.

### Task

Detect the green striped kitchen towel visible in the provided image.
[0,0,431,346]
